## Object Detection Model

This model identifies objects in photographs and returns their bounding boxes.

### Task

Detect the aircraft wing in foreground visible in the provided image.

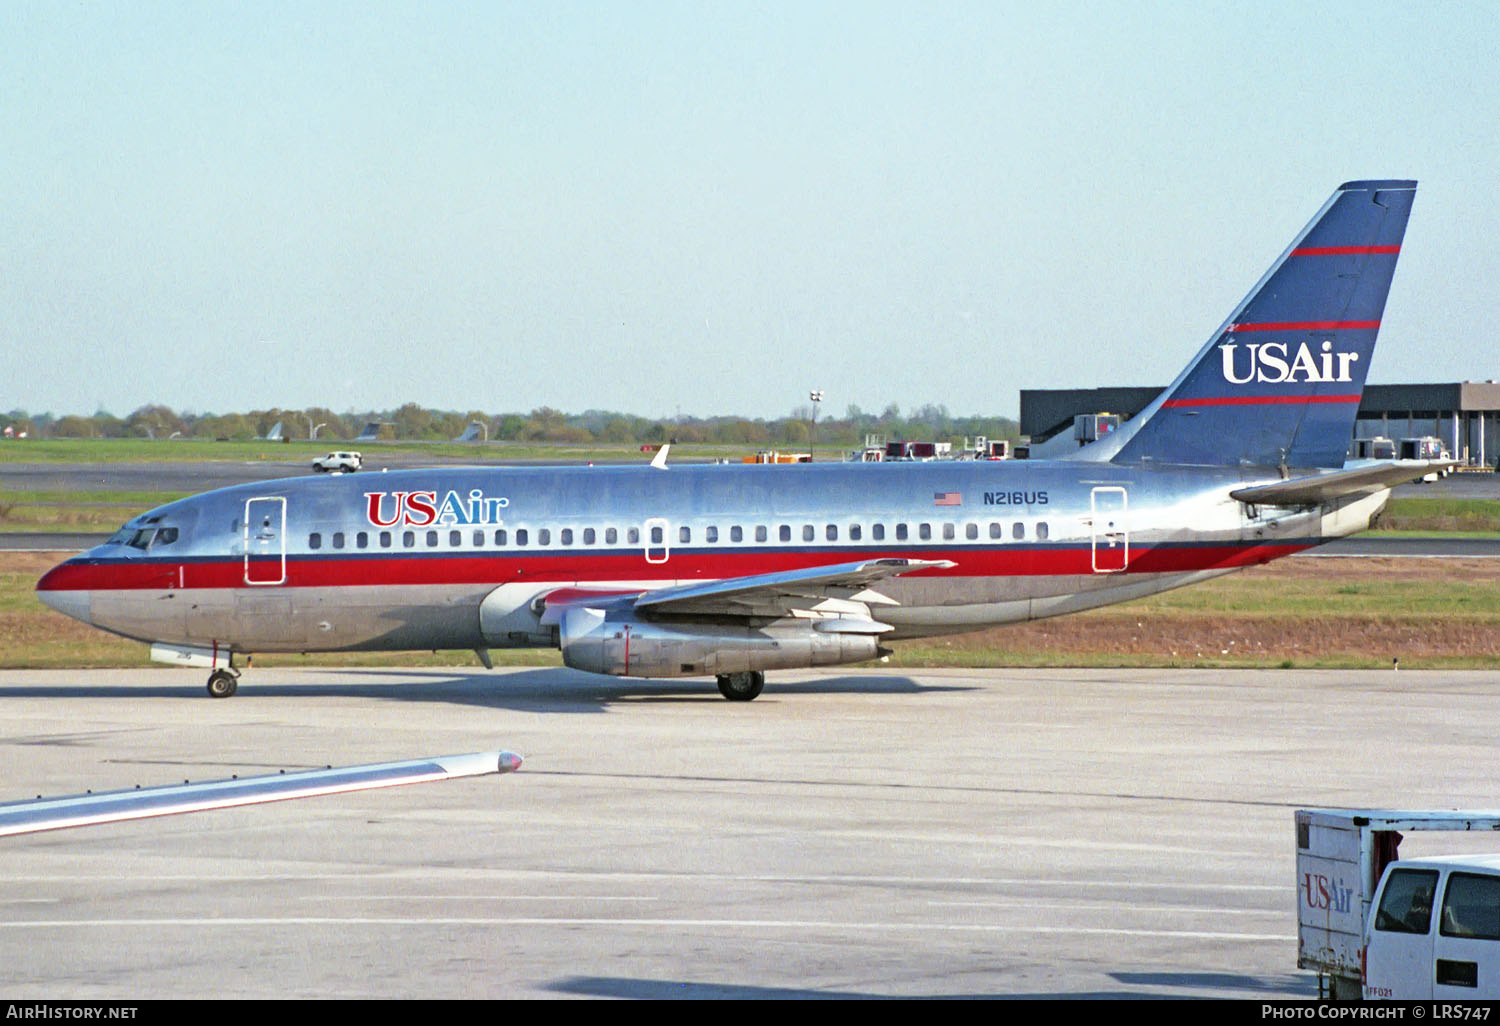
[0,750,522,837]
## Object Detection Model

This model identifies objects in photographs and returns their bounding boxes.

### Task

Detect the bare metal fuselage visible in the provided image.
[37,458,1385,660]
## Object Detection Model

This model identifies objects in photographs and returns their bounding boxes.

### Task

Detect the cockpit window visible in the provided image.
[105,523,179,549]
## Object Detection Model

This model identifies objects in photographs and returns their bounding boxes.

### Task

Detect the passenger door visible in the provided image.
[243,497,287,585]
[643,517,670,565]
[1090,486,1129,573]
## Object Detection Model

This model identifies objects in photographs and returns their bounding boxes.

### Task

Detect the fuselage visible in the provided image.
[35,457,1385,657]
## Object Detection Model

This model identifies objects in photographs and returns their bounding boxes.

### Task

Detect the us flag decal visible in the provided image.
[933,492,962,506]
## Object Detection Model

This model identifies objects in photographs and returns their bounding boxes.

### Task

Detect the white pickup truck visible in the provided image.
[311,451,362,473]
[1297,808,1500,999]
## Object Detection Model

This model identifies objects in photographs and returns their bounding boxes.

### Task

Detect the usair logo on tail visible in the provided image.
[1220,341,1360,384]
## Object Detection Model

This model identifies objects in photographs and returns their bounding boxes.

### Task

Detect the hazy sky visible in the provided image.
[4,1,1496,420]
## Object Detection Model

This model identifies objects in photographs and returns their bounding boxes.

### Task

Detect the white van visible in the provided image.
[1364,854,1500,998]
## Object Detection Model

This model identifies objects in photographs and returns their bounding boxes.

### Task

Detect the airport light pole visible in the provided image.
[809,389,823,461]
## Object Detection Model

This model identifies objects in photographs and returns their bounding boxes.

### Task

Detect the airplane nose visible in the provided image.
[36,562,92,624]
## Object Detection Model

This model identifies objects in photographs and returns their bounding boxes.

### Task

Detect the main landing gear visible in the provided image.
[207,665,240,699]
[716,671,765,701]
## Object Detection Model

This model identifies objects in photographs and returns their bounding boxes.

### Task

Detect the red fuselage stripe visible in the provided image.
[38,543,1315,593]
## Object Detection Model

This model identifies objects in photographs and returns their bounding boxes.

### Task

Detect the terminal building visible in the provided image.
[1020,382,1500,468]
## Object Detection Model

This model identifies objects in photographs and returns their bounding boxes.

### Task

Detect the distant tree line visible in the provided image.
[0,402,1020,449]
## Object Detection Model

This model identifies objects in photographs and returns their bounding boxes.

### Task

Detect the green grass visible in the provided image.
[1376,497,1500,534]
[0,491,193,532]
[1122,572,1500,617]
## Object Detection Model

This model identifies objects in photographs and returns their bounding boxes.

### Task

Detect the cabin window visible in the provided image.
[849,524,862,541]
[650,526,663,544]
[584,528,596,545]
[604,527,617,545]
[538,529,551,546]
[1012,523,1025,540]
[680,526,691,543]
[403,531,415,548]
[1036,522,1049,541]
[561,528,573,546]
[942,523,955,541]
[627,527,640,544]
[872,523,885,541]
[426,530,439,547]
[966,523,978,541]
[730,525,743,542]
[472,529,484,547]
[919,523,932,541]
[515,529,528,546]
[494,529,507,546]
[990,522,1002,540]
[357,531,368,549]
[308,533,322,550]
[380,531,392,548]
[825,525,837,541]
[333,532,345,550]
[756,526,768,543]
[802,525,815,542]
[706,526,718,543]
[895,524,908,541]
[450,530,462,547]
[779,525,791,543]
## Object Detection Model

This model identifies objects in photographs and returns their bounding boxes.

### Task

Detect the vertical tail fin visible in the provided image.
[1092,180,1416,468]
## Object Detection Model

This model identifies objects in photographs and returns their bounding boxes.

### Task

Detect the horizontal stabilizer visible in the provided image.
[1229,460,1456,506]
[0,750,521,837]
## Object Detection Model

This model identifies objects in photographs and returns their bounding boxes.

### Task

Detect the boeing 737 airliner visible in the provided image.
[38,180,1439,700]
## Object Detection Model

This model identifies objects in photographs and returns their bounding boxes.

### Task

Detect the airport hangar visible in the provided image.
[1020,381,1500,467]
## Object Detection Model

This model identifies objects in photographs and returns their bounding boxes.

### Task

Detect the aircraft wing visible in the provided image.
[1229,460,1458,506]
[632,557,954,616]
[0,750,522,838]
[538,558,954,622]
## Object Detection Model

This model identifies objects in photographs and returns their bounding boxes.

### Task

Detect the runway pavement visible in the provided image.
[3,664,1498,999]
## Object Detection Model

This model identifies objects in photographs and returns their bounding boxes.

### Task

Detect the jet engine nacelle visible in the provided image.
[557,606,883,679]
